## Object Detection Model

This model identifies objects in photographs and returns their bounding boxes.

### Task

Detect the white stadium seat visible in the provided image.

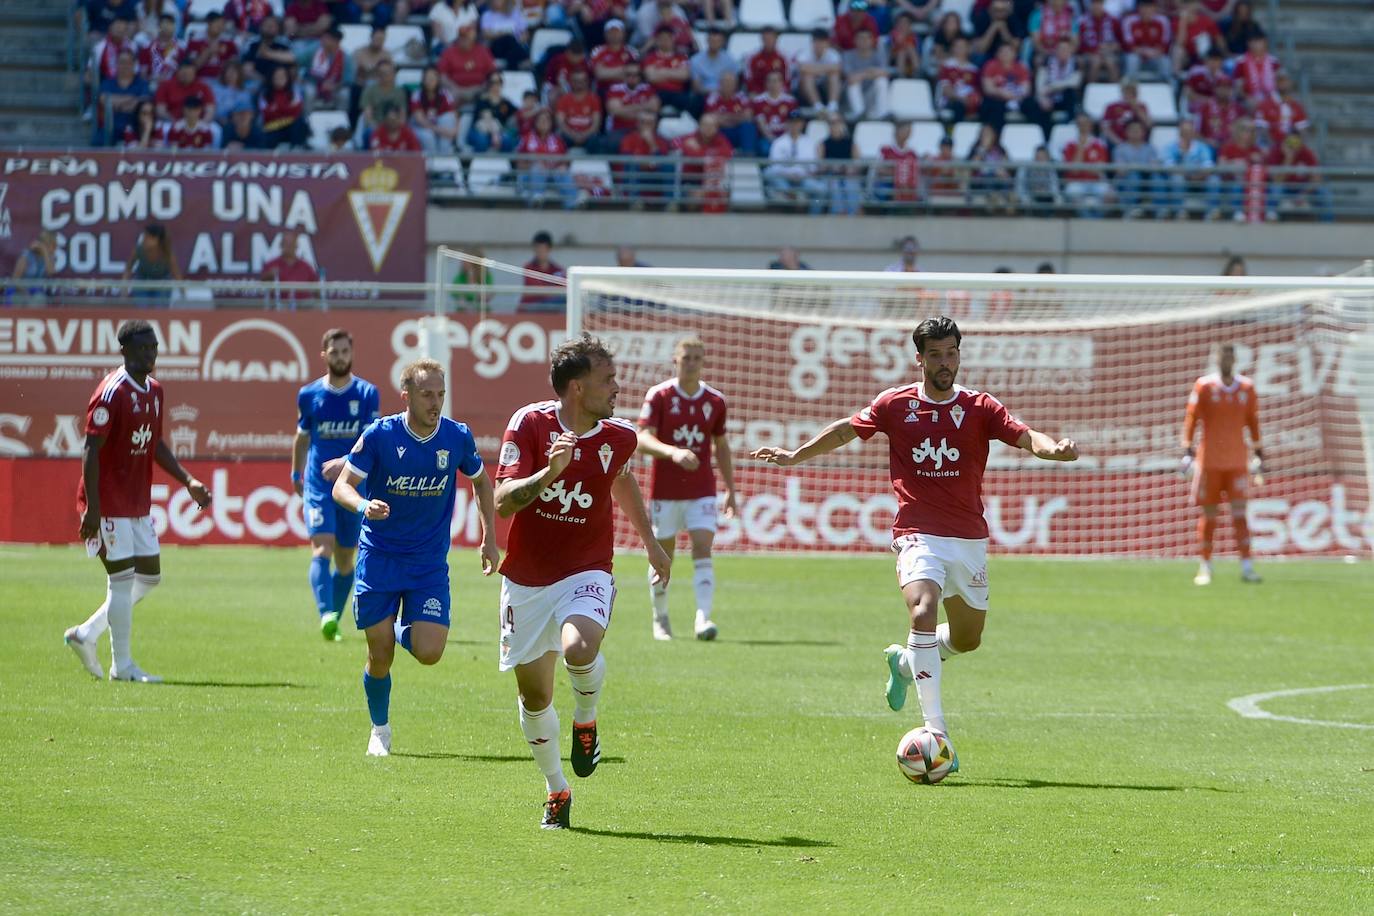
[1138,83,1179,123]
[307,110,349,150]
[570,157,614,193]
[803,118,830,148]
[739,0,788,30]
[940,0,977,31]
[951,121,981,157]
[501,70,537,107]
[853,120,895,159]
[1048,122,1077,158]
[909,121,946,156]
[729,160,767,206]
[789,0,836,30]
[1083,83,1121,120]
[1001,123,1045,161]
[467,156,513,196]
[531,27,573,63]
[427,156,465,190]
[339,23,371,56]
[777,31,812,61]
[384,24,427,64]
[186,0,226,20]
[657,112,698,139]
[395,67,424,91]
[887,79,935,121]
[727,31,763,62]
[1151,125,1179,152]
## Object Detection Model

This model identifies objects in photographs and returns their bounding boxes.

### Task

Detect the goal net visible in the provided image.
[567,268,1374,559]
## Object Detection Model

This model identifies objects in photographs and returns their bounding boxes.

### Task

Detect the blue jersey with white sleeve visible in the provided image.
[297,376,380,493]
[343,413,484,562]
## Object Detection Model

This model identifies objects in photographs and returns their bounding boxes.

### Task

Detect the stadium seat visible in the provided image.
[501,70,537,107]
[727,32,763,61]
[1083,83,1120,120]
[427,156,465,190]
[186,0,226,19]
[777,32,811,61]
[853,120,895,159]
[739,0,788,30]
[1047,122,1077,158]
[339,23,372,56]
[1151,124,1179,152]
[1137,83,1179,123]
[467,156,513,196]
[396,67,424,91]
[384,24,428,65]
[887,79,935,121]
[658,112,698,139]
[789,0,836,30]
[951,121,981,157]
[729,160,766,206]
[571,158,613,195]
[692,29,708,52]
[803,118,830,148]
[1001,123,1044,161]
[940,0,977,30]
[307,110,349,150]
[531,27,572,64]
[909,121,945,156]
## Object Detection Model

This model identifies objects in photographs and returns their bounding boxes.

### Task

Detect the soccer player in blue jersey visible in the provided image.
[291,329,380,641]
[332,357,500,756]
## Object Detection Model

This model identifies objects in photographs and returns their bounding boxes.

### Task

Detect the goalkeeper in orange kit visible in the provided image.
[1180,343,1264,585]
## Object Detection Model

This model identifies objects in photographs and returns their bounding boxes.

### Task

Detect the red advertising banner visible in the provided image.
[0,150,425,282]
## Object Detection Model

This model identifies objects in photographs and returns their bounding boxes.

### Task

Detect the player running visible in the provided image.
[332,358,500,757]
[750,316,1078,760]
[495,333,671,830]
[635,337,738,641]
[291,328,380,641]
[1180,343,1263,585]
[63,320,212,682]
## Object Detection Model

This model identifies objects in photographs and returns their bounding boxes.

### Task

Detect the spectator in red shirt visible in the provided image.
[155,59,215,122]
[678,112,734,213]
[515,109,578,209]
[1194,76,1245,147]
[1028,0,1077,62]
[1120,0,1173,84]
[591,19,637,92]
[1101,77,1153,146]
[284,0,334,59]
[618,110,674,201]
[888,14,921,78]
[410,65,460,152]
[604,60,660,148]
[369,103,423,150]
[935,35,980,122]
[642,25,692,113]
[120,98,163,148]
[1216,117,1271,220]
[1266,133,1331,219]
[1254,74,1309,147]
[1079,0,1121,84]
[704,70,757,155]
[1233,33,1281,102]
[139,14,182,86]
[1062,112,1111,216]
[306,26,346,107]
[924,135,961,198]
[833,0,881,52]
[875,120,922,205]
[437,22,497,103]
[224,0,273,34]
[519,230,566,312]
[185,12,238,81]
[163,96,220,148]
[1172,0,1223,71]
[752,69,798,155]
[554,68,602,149]
[542,39,592,104]
[1182,47,1227,118]
[260,229,319,303]
[978,41,1041,131]
[259,66,308,148]
[744,26,788,94]
[92,19,133,83]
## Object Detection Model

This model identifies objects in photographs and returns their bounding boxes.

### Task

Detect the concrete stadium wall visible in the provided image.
[426,207,1370,279]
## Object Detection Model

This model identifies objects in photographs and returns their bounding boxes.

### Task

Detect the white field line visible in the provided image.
[1226,684,1374,730]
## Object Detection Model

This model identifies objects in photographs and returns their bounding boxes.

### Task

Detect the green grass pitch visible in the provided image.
[1,545,1371,913]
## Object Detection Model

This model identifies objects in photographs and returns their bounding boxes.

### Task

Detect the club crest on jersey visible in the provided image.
[670,397,681,413]
[436,449,449,470]
[703,403,712,420]
[950,404,966,428]
[908,399,920,410]
[349,400,360,416]
[598,443,614,473]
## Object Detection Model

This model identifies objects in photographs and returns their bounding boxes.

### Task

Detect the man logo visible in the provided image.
[349,400,360,416]
[201,319,309,383]
[436,449,449,470]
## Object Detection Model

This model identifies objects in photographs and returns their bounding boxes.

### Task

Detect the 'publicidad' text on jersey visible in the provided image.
[638,379,728,500]
[851,383,1028,540]
[77,368,165,518]
[344,413,484,561]
[297,376,380,492]
[497,401,639,587]
[1181,374,1260,472]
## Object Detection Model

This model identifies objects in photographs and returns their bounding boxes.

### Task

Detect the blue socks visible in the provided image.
[362,671,391,727]
[332,570,354,615]
[310,556,331,616]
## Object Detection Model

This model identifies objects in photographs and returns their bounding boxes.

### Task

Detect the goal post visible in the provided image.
[567,267,1374,559]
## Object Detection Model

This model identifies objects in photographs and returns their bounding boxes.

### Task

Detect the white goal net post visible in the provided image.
[567,267,1374,559]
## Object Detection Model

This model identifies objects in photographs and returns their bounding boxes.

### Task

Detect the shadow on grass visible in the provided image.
[727,639,841,648]
[946,777,1233,792]
[444,639,486,646]
[571,827,834,848]
[159,680,308,689]
[391,752,627,764]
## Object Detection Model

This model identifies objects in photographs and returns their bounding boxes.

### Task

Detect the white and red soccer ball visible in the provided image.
[896,727,955,784]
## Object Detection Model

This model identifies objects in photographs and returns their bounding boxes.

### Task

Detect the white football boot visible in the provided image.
[367,724,391,757]
[109,662,162,683]
[63,627,103,679]
[1193,562,1212,586]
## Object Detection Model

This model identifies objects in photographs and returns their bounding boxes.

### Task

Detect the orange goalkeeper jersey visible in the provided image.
[1181,373,1261,471]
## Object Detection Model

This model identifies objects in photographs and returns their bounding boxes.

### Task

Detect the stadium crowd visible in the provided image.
[79,0,1329,218]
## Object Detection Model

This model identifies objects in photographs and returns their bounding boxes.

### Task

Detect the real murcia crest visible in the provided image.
[349,399,360,416]
[436,449,449,470]
[702,403,712,420]
[347,161,412,272]
[950,404,965,429]
[598,443,614,473]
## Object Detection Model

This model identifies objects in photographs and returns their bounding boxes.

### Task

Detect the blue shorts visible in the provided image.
[353,549,450,631]
[303,485,361,548]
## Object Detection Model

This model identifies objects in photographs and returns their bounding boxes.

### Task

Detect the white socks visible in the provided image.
[692,558,714,621]
[133,573,160,605]
[649,565,669,619]
[566,653,605,725]
[106,569,137,672]
[76,571,160,642]
[904,629,945,734]
[519,700,568,793]
[935,622,963,662]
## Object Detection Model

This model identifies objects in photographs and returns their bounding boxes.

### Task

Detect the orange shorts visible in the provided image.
[1192,468,1249,506]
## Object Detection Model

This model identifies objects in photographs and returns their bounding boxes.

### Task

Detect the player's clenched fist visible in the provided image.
[546,432,578,477]
[749,446,800,466]
[1043,438,1079,461]
[362,499,390,520]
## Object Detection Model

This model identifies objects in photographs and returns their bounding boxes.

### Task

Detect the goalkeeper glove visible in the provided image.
[1179,452,1194,479]
[1250,455,1265,486]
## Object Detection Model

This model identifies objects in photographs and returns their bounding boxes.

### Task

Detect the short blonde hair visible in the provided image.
[674,337,705,358]
[401,357,444,389]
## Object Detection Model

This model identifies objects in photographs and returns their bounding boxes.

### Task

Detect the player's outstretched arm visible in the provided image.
[611,470,672,585]
[636,428,700,471]
[154,440,211,508]
[495,431,576,517]
[713,433,738,518]
[750,416,859,467]
[1016,429,1080,462]
[332,468,390,520]
[469,468,501,575]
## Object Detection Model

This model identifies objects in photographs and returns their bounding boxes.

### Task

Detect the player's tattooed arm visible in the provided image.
[750,416,858,466]
[496,432,577,517]
[154,439,211,507]
[1018,429,1079,462]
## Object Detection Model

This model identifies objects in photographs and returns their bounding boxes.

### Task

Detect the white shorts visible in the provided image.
[498,570,616,671]
[893,533,989,611]
[93,516,159,563]
[651,496,718,540]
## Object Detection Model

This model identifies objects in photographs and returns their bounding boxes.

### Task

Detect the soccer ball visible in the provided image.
[896,727,955,784]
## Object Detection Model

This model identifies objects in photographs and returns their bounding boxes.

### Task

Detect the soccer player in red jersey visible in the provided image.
[495,334,670,829]
[636,338,738,641]
[1181,343,1263,585]
[64,321,212,683]
[752,317,1077,762]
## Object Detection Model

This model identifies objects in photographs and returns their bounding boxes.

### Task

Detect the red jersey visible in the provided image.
[590,44,637,92]
[619,130,669,156]
[1234,51,1281,100]
[1078,12,1119,53]
[832,11,880,50]
[752,91,797,137]
[77,368,165,519]
[851,384,1028,540]
[155,77,214,119]
[438,42,497,89]
[409,87,455,120]
[518,131,567,156]
[1176,13,1221,64]
[638,379,728,500]
[185,35,239,80]
[309,47,346,99]
[704,89,751,120]
[1184,63,1226,100]
[1194,96,1246,145]
[163,118,217,148]
[881,145,921,199]
[1035,5,1077,49]
[94,35,129,81]
[1266,145,1318,182]
[1103,99,1149,137]
[370,123,422,151]
[1182,374,1259,471]
[642,49,689,92]
[1217,139,1265,167]
[224,0,273,33]
[1120,12,1170,52]
[936,60,980,113]
[744,48,789,94]
[544,49,592,92]
[260,87,304,132]
[139,38,183,84]
[1062,136,1109,181]
[1254,97,1309,144]
[605,80,656,131]
[496,402,640,586]
[980,59,1030,98]
[555,90,601,133]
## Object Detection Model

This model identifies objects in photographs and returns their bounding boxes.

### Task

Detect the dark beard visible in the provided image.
[328,361,352,379]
